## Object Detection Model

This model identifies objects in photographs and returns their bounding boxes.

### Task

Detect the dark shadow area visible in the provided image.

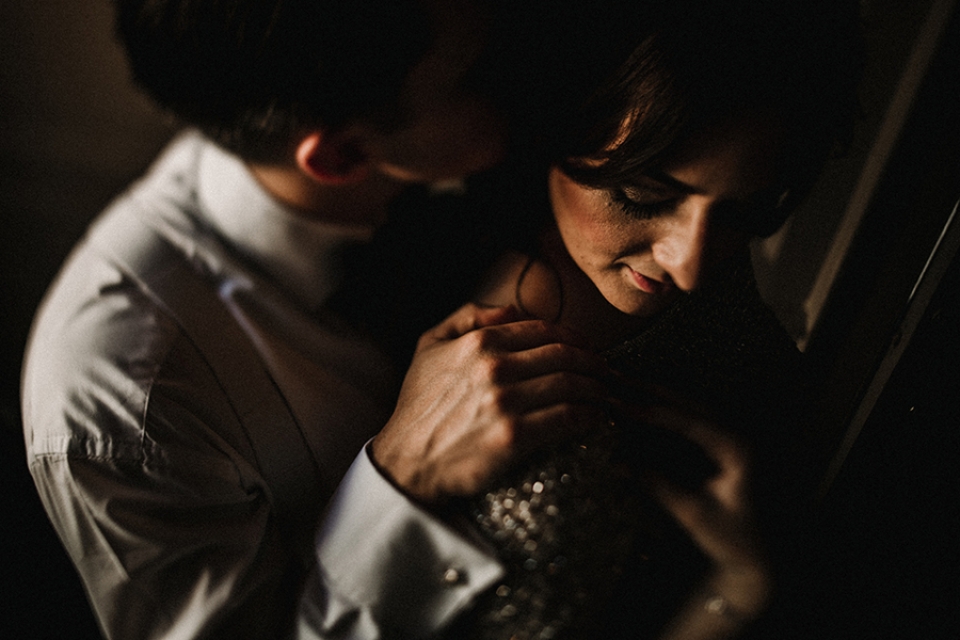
[805,243,960,639]
[797,4,960,636]
[0,400,105,639]
[1,0,956,638]
[1,1,172,636]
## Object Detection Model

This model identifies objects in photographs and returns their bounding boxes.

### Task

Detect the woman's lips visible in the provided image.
[627,267,671,294]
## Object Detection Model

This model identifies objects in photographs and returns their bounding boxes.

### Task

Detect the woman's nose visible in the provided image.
[651,201,711,292]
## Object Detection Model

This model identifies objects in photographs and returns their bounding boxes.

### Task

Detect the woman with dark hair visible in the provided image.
[444,0,862,638]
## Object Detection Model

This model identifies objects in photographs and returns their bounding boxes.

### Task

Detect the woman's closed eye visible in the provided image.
[611,186,678,220]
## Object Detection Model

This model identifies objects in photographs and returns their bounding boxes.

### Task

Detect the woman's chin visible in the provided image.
[607,289,679,318]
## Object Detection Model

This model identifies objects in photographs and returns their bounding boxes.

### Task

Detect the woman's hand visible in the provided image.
[628,401,773,639]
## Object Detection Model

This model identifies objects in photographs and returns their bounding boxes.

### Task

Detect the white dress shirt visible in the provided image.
[22,131,503,639]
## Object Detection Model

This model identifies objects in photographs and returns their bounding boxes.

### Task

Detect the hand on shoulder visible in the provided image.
[371,303,612,503]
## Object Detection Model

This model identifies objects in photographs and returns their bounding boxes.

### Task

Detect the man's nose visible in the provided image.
[651,200,711,292]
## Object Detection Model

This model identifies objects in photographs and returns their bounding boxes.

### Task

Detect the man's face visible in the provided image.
[372,1,507,183]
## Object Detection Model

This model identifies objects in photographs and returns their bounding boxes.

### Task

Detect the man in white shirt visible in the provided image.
[22,0,610,638]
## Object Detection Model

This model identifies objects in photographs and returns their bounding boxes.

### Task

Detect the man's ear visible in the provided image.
[295,131,370,185]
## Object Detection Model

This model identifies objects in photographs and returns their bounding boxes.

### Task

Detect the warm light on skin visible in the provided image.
[549,116,785,318]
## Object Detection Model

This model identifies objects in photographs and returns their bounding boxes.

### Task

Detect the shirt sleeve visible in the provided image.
[27,305,501,640]
[298,446,505,639]
[24,234,502,639]
[26,323,308,639]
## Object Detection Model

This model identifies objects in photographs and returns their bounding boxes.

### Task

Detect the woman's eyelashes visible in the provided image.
[610,184,788,237]
[610,186,678,220]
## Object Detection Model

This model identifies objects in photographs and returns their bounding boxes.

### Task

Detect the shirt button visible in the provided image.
[442,567,465,586]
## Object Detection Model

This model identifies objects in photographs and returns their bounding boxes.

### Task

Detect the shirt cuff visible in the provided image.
[311,443,504,638]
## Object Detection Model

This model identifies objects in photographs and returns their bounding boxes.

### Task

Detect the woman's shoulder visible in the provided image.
[473,250,564,322]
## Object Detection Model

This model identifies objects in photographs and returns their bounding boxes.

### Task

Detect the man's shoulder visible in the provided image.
[22,240,187,460]
[21,127,224,443]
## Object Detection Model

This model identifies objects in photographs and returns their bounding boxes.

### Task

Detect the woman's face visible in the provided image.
[550,117,787,317]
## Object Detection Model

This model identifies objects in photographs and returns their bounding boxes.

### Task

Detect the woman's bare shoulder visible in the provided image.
[473,250,563,321]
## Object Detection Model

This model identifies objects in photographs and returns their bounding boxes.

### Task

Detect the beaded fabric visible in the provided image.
[460,255,803,640]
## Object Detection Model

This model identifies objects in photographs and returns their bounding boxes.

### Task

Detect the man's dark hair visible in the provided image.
[114,0,434,161]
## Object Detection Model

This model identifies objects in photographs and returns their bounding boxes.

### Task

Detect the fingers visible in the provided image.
[610,383,770,579]
[476,316,594,351]
[642,460,763,572]
[479,372,610,453]
[471,304,523,330]
[381,303,619,502]
[451,367,610,467]
[423,303,521,342]
[434,310,611,385]
[423,302,594,351]
[482,342,611,386]
[496,371,609,413]
[421,304,607,389]
[633,410,758,568]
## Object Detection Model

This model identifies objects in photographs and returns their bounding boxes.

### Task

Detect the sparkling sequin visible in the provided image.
[462,257,801,640]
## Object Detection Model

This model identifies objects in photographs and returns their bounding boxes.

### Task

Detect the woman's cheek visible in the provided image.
[564,192,611,247]
[550,169,625,265]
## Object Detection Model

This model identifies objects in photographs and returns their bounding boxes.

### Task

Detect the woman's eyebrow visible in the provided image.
[644,170,698,195]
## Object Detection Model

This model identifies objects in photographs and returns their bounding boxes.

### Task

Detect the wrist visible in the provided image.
[702,561,773,620]
[368,434,429,501]
[658,563,773,640]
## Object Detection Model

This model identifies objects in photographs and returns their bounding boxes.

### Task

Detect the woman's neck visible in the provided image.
[474,226,655,351]
[539,227,655,350]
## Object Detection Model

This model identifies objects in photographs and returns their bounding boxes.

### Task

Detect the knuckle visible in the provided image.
[462,326,494,352]
[551,403,579,431]
[456,462,485,495]
[473,353,502,383]
[486,357,512,383]
[415,332,434,350]
[540,340,567,357]
[473,350,511,384]
[487,417,518,451]
[556,370,580,389]
[482,385,513,415]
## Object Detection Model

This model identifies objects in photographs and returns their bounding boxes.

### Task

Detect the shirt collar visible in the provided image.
[194,140,376,311]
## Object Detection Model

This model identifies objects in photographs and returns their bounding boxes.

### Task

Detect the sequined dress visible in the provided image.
[457,256,803,640]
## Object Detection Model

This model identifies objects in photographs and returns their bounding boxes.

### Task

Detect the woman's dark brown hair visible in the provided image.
[550,0,863,235]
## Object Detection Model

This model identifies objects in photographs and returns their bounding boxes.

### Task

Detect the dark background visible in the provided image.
[1,2,174,637]
[1,0,957,637]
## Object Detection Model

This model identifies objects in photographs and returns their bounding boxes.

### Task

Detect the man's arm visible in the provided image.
[300,303,612,638]
[25,327,308,640]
